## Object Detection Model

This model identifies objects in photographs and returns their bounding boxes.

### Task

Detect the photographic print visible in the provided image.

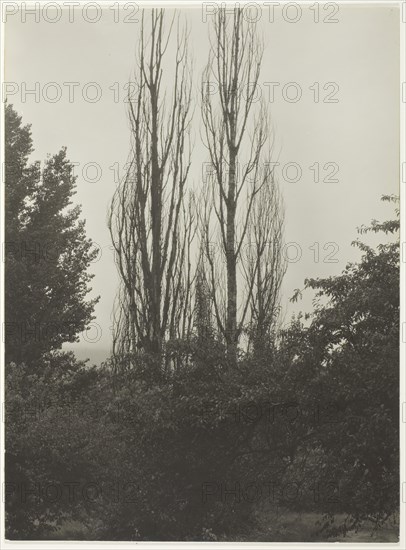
[1,1,403,546]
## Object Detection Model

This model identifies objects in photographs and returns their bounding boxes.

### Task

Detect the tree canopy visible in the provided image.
[5,104,99,365]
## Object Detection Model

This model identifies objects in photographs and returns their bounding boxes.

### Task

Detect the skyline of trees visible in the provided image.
[109,7,286,369]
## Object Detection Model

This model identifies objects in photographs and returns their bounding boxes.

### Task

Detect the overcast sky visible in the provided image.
[4,2,400,364]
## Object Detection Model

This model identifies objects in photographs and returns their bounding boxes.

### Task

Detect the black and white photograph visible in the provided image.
[0,1,404,546]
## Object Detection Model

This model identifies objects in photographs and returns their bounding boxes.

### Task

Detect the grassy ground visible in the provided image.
[53,512,399,542]
[230,511,399,543]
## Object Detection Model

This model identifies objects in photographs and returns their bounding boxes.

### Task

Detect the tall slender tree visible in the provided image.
[194,249,213,341]
[109,9,194,361]
[201,7,285,362]
[244,180,286,354]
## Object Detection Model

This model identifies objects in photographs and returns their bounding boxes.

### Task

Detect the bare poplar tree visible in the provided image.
[194,248,213,341]
[201,7,285,362]
[244,180,286,353]
[109,9,194,361]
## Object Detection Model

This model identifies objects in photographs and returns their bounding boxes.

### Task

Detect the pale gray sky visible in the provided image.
[4,3,400,364]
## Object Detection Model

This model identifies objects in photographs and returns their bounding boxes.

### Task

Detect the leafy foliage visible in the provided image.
[277,196,399,535]
[4,104,99,365]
